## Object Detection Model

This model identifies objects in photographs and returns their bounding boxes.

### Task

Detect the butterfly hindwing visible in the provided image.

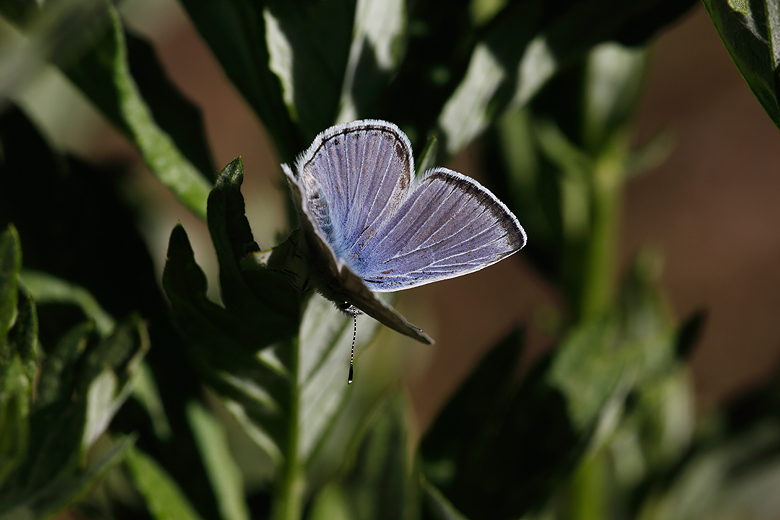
[356,167,526,291]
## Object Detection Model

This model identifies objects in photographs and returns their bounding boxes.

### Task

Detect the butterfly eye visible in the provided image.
[337,302,361,317]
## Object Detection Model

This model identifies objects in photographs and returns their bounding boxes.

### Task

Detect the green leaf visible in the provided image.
[421,328,578,518]
[60,1,212,217]
[484,41,655,318]
[34,321,94,411]
[2,435,135,520]
[0,311,149,518]
[336,0,406,123]
[131,361,173,441]
[306,483,352,520]
[0,224,22,350]
[80,314,150,448]
[581,43,647,153]
[124,30,216,179]
[165,159,407,517]
[421,476,470,520]
[432,0,695,158]
[338,392,420,520]
[177,0,301,162]
[421,329,525,472]
[262,0,355,142]
[635,422,780,520]
[187,402,250,520]
[7,290,37,382]
[703,0,780,129]
[21,270,115,336]
[296,295,382,464]
[0,355,31,488]
[548,255,676,432]
[0,1,213,216]
[206,158,300,339]
[126,446,205,520]
[0,105,218,517]
[164,211,292,470]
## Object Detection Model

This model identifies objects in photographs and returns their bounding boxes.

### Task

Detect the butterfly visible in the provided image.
[283,120,526,381]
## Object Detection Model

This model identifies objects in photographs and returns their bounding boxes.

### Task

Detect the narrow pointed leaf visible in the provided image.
[422,328,579,518]
[126,446,205,520]
[340,392,420,520]
[206,158,300,342]
[3,435,135,520]
[163,223,290,469]
[187,402,251,520]
[124,31,216,178]
[336,0,406,122]
[0,225,21,347]
[0,355,31,488]
[262,0,355,142]
[61,1,211,217]
[177,0,301,161]
[81,314,150,448]
[21,270,115,336]
[430,0,696,158]
[422,477,470,520]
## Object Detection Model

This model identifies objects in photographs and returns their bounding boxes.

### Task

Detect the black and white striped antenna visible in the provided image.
[339,303,361,385]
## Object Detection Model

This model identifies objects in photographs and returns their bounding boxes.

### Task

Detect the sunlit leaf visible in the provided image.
[62,1,212,217]
[178,0,301,162]
[432,0,696,158]
[336,0,406,123]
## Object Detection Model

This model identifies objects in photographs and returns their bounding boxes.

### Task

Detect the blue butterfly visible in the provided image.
[284,120,526,363]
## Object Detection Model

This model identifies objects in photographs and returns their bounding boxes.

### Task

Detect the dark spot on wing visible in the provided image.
[395,141,405,161]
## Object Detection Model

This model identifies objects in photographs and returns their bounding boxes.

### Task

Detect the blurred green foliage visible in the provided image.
[2,0,780,519]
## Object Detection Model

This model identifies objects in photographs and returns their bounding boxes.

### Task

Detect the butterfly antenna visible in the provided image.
[348,312,357,384]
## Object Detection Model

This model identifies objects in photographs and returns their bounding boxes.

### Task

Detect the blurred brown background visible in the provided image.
[26,2,780,429]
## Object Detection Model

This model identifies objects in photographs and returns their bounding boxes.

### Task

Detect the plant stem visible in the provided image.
[577,136,626,322]
[271,338,305,520]
[568,450,608,520]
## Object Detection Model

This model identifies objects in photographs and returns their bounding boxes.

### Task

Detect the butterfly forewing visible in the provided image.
[356,168,526,291]
[297,121,414,261]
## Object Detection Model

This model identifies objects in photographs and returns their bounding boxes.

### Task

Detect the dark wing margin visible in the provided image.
[355,167,526,292]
